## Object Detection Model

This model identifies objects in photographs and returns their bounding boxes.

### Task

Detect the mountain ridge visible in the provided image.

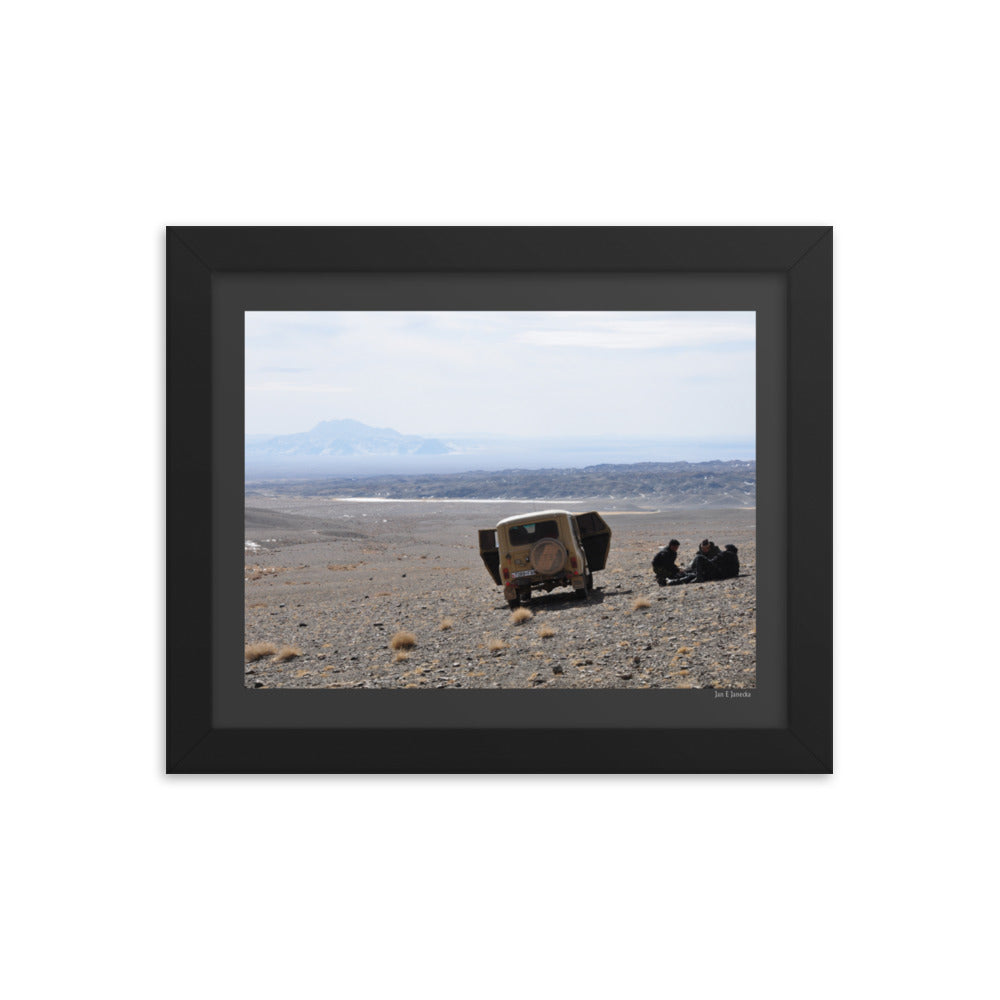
[246,418,454,458]
[245,459,757,508]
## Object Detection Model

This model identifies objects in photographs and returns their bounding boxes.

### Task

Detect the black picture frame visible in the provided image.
[167,226,832,774]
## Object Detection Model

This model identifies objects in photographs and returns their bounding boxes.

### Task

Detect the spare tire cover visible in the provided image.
[530,538,567,574]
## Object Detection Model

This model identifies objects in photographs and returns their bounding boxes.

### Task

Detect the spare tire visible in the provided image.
[530,538,567,574]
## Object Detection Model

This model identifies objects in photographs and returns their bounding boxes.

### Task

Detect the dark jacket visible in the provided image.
[688,543,720,571]
[652,546,680,578]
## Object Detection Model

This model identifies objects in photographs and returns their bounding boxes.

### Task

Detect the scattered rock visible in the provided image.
[244,502,756,691]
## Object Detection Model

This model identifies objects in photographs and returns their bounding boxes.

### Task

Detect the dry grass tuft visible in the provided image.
[274,645,302,662]
[439,618,455,631]
[509,607,534,625]
[632,597,651,610]
[390,630,417,650]
[245,565,282,582]
[394,651,411,663]
[488,638,508,652]
[245,642,278,662]
[539,625,556,639]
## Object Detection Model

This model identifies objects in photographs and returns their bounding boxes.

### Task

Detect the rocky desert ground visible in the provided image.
[244,496,756,690]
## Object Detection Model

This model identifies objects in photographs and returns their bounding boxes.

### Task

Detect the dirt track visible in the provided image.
[244,499,756,689]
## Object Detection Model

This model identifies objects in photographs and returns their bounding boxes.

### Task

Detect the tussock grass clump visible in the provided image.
[274,646,302,662]
[394,651,411,663]
[245,642,278,662]
[439,618,455,631]
[390,630,417,651]
[509,607,533,625]
[538,625,556,639]
[245,565,281,582]
[488,638,508,652]
[632,597,651,610]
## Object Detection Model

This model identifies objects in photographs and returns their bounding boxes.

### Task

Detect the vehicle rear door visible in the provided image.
[574,511,612,572]
[478,528,502,584]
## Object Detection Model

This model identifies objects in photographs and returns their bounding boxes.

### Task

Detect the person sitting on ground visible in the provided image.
[691,539,721,566]
[652,539,682,585]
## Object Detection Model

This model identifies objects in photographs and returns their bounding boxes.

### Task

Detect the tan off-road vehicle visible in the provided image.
[478,509,612,608]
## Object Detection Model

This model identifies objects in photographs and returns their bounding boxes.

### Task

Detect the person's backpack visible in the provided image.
[717,545,739,579]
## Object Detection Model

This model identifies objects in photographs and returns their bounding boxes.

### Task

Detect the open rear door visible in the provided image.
[478,528,502,585]
[574,511,612,572]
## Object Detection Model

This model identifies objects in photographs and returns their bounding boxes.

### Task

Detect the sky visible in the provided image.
[245,311,755,445]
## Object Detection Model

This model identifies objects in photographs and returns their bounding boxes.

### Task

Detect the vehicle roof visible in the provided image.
[496,509,574,528]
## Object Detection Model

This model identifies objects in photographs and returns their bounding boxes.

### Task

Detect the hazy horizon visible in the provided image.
[245,426,755,479]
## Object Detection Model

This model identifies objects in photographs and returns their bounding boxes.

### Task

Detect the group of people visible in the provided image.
[652,538,740,586]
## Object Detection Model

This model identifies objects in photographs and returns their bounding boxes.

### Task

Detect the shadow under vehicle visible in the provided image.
[478,509,612,609]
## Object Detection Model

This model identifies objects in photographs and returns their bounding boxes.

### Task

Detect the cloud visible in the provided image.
[246,383,354,394]
[244,310,755,437]
[516,316,754,350]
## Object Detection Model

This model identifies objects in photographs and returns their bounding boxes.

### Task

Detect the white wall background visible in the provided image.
[4,2,995,998]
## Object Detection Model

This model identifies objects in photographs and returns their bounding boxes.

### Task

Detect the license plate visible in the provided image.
[512,570,534,578]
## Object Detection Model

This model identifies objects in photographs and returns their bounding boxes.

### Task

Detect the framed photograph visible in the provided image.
[167,226,831,773]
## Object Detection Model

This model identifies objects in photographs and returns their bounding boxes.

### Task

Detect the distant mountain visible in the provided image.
[246,460,757,508]
[246,419,455,458]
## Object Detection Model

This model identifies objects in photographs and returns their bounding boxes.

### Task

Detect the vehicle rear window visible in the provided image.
[508,520,559,546]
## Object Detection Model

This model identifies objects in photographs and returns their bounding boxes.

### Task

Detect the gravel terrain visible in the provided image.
[244,499,756,690]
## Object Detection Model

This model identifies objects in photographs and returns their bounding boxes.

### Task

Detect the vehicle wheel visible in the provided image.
[574,584,589,601]
[585,572,594,591]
